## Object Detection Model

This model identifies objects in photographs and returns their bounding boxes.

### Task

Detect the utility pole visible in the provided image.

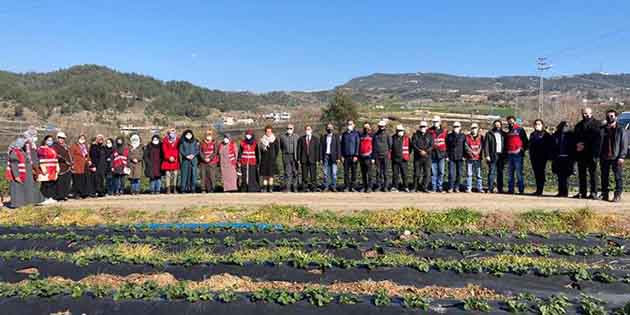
[537,57,552,119]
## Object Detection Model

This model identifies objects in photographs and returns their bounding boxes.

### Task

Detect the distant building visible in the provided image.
[263,112,291,122]
[223,117,235,126]
[236,118,254,125]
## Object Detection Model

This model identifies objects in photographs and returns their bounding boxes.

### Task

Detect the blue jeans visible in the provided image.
[507,153,524,193]
[448,159,464,191]
[150,179,161,193]
[322,155,338,189]
[431,158,445,192]
[112,175,125,194]
[130,178,141,193]
[466,160,483,192]
[106,175,115,195]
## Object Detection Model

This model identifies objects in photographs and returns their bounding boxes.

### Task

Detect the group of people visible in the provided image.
[4,107,627,208]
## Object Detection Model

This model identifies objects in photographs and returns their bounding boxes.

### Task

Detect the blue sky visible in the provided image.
[1,1,629,92]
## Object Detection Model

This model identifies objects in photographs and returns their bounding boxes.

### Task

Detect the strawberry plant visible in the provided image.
[373,289,391,307]
[402,293,431,310]
[579,294,607,315]
[216,289,237,303]
[303,287,333,307]
[506,298,529,313]
[536,295,570,315]
[338,293,360,305]
[463,297,491,312]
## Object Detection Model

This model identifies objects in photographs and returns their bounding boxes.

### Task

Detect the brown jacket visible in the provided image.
[70,143,90,174]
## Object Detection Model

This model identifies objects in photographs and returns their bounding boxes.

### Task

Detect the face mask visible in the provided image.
[347,125,354,131]
[46,140,54,146]
[223,138,230,144]
[562,127,570,133]
[583,114,591,120]
[607,116,616,124]
[287,129,294,135]
[152,139,159,145]
[32,137,38,144]
[116,140,123,145]
[420,127,427,133]
[534,125,543,131]
[508,123,514,129]
[397,131,404,136]
[327,128,333,133]
[79,139,86,144]
[471,129,478,135]
[378,126,385,130]
[306,131,312,136]
[206,135,212,141]
[245,135,252,140]
[106,143,113,148]
[185,134,193,140]
[454,127,461,133]
[432,122,440,128]
[168,132,176,140]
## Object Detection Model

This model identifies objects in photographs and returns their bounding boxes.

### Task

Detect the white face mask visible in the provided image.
[347,125,354,131]
[454,127,461,133]
[245,135,252,140]
[397,131,404,136]
[206,135,212,141]
[152,139,159,145]
[287,129,294,135]
[306,130,312,136]
[471,129,478,135]
[535,125,543,131]
[185,134,193,140]
[433,122,440,128]
[79,139,86,144]
[32,137,38,144]
[106,143,113,148]
[223,138,230,144]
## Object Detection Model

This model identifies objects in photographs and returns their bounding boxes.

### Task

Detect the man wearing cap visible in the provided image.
[373,120,392,191]
[465,123,484,193]
[391,124,411,192]
[280,124,300,192]
[428,116,448,192]
[52,131,73,201]
[483,120,506,193]
[505,116,529,194]
[446,122,466,192]
[411,121,433,192]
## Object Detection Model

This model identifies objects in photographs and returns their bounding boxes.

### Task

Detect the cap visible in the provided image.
[432,115,441,122]
[396,124,404,131]
[419,121,428,127]
[453,121,461,127]
[56,131,66,138]
[471,123,479,129]
[378,120,387,127]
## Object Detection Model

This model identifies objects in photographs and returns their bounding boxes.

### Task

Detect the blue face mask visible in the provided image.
[46,140,54,146]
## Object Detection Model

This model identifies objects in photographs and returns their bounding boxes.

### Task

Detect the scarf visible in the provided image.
[260,134,276,151]
[79,143,88,157]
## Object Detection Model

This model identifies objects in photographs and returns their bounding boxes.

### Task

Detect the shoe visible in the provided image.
[351,188,359,193]
[331,187,337,192]
[365,188,372,193]
[391,187,398,192]
[403,188,410,193]
[572,193,583,199]
[40,198,57,205]
[601,192,609,202]
[586,193,600,200]
[612,193,622,203]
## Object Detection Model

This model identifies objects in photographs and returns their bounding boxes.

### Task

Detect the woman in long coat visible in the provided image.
[128,134,144,194]
[551,121,576,197]
[238,129,260,192]
[6,137,29,208]
[143,135,164,194]
[219,133,239,192]
[70,134,91,198]
[179,129,199,193]
[104,138,115,195]
[22,128,44,204]
[259,125,280,192]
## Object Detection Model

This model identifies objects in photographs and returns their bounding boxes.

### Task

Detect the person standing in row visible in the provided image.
[89,135,108,197]
[239,129,260,192]
[6,137,29,208]
[128,134,144,195]
[464,123,483,193]
[179,130,199,194]
[505,116,529,194]
[111,137,128,195]
[373,120,391,192]
[104,138,115,195]
[446,122,466,193]
[529,119,553,196]
[219,134,239,192]
[321,123,340,192]
[70,134,91,198]
[53,132,73,201]
[37,135,59,204]
[358,122,375,193]
[411,121,433,193]
[199,130,218,193]
[280,124,299,193]
[391,124,410,192]
[483,120,505,193]
[297,125,319,192]
[161,128,180,194]
[600,110,626,202]
[22,128,44,204]
[574,107,601,199]
[259,125,280,193]
[143,135,163,194]
[339,120,358,192]
[429,116,447,193]
[551,121,576,197]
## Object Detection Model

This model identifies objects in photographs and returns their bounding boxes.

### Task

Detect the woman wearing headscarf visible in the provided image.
[70,134,91,198]
[104,138,115,195]
[22,127,44,204]
[238,129,260,192]
[218,133,239,192]
[53,132,73,201]
[179,129,200,193]
[259,125,280,192]
[161,128,180,194]
[37,135,59,204]
[199,129,219,193]
[89,135,108,197]
[6,137,29,208]
[551,121,576,197]
[128,134,144,195]
[143,135,164,194]
[111,136,129,195]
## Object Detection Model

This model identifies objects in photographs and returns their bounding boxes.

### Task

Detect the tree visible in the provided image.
[320,89,359,127]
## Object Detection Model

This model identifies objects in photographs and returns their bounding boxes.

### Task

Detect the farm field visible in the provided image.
[1,202,630,314]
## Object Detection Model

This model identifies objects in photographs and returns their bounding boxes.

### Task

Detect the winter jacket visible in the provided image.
[428,127,447,160]
[70,143,90,174]
[411,131,433,160]
[359,131,375,160]
[89,144,108,175]
[279,133,299,158]
[179,138,200,165]
[161,137,180,171]
[600,124,627,161]
[128,145,144,179]
[143,142,163,179]
[320,133,341,160]
[446,132,466,161]
[391,134,410,162]
[53,142,72,175]
[340,130,360,158]
[297,135,320,163]
[464,134,484,160]
[574,117,602,160]
[372,129,392,158]
[505,124,529,155]
[529,130,553,163]
[482,129,505,162]
[551,131,576,175]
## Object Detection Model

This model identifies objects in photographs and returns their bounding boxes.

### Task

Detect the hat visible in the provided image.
[395,124,404,131]
[419,121,428,127]
[56,131,66,139]
[432,115,441,122]
[453,121,461,127]
[378,120,387,127]
[470,123,479,129]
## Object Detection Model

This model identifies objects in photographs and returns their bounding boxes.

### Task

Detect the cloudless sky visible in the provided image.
[1,1,630,92]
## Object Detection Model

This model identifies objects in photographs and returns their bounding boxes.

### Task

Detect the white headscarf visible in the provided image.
[130,134,141,149]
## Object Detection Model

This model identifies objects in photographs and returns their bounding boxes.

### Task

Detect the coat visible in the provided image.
[446,132,466,161]
[70,143,90,174]
[529,130,553,163]
[483,129,505,162]
[574,117,602,160]
[53,142,72,175]
[297,135,320,164]
[321,133,341,160]
[128,145,144,179]
[90,144,109,176]
[372,129,392,158]
[161,137,180,171]
[143,143,163,179]
[551,131,576,176]
[339,130,359,158]
[411,131,433,160]
[599,124,627,161]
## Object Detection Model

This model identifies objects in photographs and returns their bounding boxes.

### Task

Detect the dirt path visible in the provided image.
[51,192,630,214]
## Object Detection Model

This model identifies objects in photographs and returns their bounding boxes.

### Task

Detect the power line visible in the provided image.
[537,57,552,119]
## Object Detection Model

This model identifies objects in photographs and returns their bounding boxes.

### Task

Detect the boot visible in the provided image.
[612,192,622,203]
[601,192,609,202]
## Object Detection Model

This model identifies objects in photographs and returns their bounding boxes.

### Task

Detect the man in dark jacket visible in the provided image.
[321,123,341,192]
[600,110,627,202]
[297,125,320,192]
[428,116,448,192]
[505,116,529,194]
[411,121,433,192]
[574,107,601,199]
[340,120,360,192]
[391,124,411,192]
[373,120,392,191]
[358,122,375,193]
[280,124,300,192]
[446,122,466,192]
[483,120,506,193]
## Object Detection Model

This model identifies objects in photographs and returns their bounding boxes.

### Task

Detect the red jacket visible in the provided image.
[112,147,129,174]
[465,134,483,160]
[429,128,447,152]
[37,146,59,181]
[505,123,525,154]
[200,141,219,165]
[5,148,27,182]
[239,140,257,166]
[161,137,180,171]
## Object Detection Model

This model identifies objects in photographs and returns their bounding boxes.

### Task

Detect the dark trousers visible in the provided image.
[531,158,548,194]
[71,173,89,198]
[448,159,464,191]
[343,157,357,190]
[359,159,372,191]
[283,155,299,188]
[577,158,598,196]
[55,172,72,200]
[93,171,106,196]
[301,161,317,190]
[487,156,506,192]
[414,158,431,191]
[392,160,408,190]
[199,163,217,192]
[601,159,623,194]
[375,156,389,190]
[41,181,56,199]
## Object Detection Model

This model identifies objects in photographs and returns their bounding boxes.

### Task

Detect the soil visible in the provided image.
[45,192,630,213]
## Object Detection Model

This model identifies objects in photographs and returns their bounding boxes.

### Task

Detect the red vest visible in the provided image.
[402,135,410,161]
[37,146,59,181]
[112,148,129,169]
[505,124,524,154]
[201,141,219,165]
[239,141,257,166]
[359,134,373,158]
[5,148,27,182]
[429,128,447,152]
[219,142,238,167]
[466,134,482,160]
